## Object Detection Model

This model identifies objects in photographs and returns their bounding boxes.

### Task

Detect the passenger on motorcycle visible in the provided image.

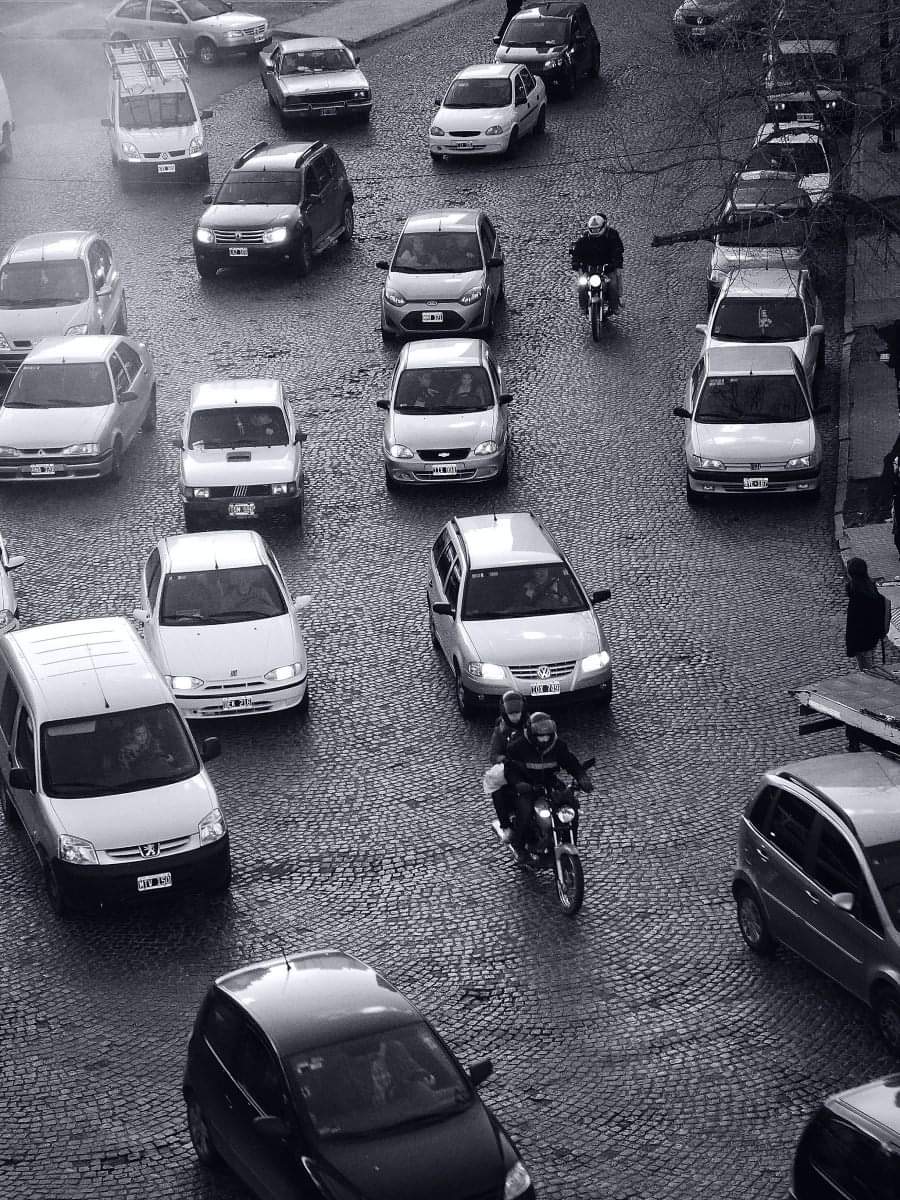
[504,712,593,855]
[488,690,527,842]
[571,214,625,315]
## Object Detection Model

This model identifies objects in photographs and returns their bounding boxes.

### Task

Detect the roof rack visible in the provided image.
[104,39,189,91]
[234,140,269,168]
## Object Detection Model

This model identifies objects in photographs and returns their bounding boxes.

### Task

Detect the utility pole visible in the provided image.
[880,0,896,152]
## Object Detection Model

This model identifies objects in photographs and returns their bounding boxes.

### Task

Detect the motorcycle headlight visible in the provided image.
[263,226,289,244]
[466,661,505,681]
[429,125,445,137]
[270,481,296,495]
[0,446,22,457]
[581,650,610,673]
[473,440,498,456]
[199,807,227,844]
[690,454,723,469]
[195,227,214,244]
[556,805,576,823]
[577,274,588,286]
[121,140,140,160]
[388,444,414,459]
[191,487,210,499]
[460,285,484,305]
[384,288,407,306]
[484,124,505,136]
[588,273,602,288]
[60,442,100,456]
[58,835,98,866]
[166,674,204,691]
[265,662,303,682]
[188,136,204,156]
[786,455,811,468]
[504,1162,532,1200]
[826,99,837,109]
[65,324,89,336]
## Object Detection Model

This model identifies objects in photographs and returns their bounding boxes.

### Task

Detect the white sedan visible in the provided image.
[429,63,546,159]
[133,529,310,719]
[0,531,24,633]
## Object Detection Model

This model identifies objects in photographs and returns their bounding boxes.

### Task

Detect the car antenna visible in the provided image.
[278,940,292,971]
[86,643,112,709]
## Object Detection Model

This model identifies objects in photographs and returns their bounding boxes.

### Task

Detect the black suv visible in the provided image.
[792,1077,900,1199]
[192,140,354,279]
[494,1,600,96]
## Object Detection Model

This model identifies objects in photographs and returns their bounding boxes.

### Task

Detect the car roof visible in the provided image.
[233,142,319,172]
[402,337,486,369]
[515,3,582,17]
[452,512,560,569]
[161,529,268,575]
[21,335,126,365]
[5,231,94,262]
[719,267,803,299]
[214,950,422,1055]
[704,345,800,375]
[775,753,900,847]
[403,209,481,233]
[188,378,284,411]
[274,36,348,52]
[830,1076,900,1143]
[455,63,517,79]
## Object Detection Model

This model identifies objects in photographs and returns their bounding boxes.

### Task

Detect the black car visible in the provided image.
[494,1,599,97]
[792,1076,900,1199]
[192,140,354,279]
[183,949,536,1200]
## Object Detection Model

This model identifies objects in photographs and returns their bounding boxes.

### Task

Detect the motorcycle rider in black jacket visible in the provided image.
[571,213,625,315]
[504,712,593,856]
[488,690,527,842]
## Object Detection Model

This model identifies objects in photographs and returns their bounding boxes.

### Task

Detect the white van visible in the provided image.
[0,617,229,915]
[103,39,211,185]
[0,70,13,164]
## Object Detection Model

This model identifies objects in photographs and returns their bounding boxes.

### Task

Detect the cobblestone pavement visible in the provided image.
[0,3,891,1199]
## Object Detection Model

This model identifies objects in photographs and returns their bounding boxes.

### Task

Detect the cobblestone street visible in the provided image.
[0,2,890,1198]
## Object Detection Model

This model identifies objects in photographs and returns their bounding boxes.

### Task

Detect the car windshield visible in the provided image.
[395,367,493,413]
[694,374,810,423]
[187,405,289,449]
[503,15,569,45]
[3,362,114,409]
[40,704,198,798]
[392,231,482,274]
[279,47,354,73]
[443,77,512,107]
[160,564,286,624]
[214,170,301,206]
[289,1022,472,1141]
[119,92,196,129]
[866,839,900,929]
[773,54,842,87]
[712,298,807,341]
[0,260,90,307]
[181,0,231,17]
[462,562,587,620]
[718,213,808,248]
[746,142,828,175]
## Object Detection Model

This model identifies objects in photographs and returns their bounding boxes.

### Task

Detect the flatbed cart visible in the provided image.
[793,667,900,754]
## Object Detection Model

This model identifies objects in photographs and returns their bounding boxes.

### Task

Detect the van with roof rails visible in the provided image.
[0,616,229,916]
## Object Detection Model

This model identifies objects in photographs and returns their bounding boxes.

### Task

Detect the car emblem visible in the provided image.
[139,842,160,858]
[438,451,450,458]
[537,665,551,679]
[35,449,45,457]
[751,462,760,470]
[234,232,243,240]
[160,151,170,161]
[426,301,439,307]
[230,668,238,677]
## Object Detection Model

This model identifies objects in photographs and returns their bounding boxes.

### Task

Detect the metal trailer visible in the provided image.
[793,667,900,754]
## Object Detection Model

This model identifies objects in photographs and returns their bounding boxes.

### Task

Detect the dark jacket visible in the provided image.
[489,715,525,764]
[504,734,584,789]
[846,581,886,657]
[571,229,624,272]
[877,320,900,376]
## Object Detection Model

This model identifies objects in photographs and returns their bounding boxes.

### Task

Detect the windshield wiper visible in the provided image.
[209,609,273,621]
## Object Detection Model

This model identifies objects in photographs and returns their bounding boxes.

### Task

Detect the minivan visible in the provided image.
[0,617,229,915]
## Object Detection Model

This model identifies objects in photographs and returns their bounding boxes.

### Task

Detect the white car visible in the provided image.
[429,63,546,159]
[133,529,310,719]
[695,268,824,385]
[0,531,24,633]
[747,123,834,205]
[106,0,268,66]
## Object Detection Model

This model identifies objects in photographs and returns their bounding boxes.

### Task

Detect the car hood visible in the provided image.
[711,243,804,272]
[0,405,109,447]
[197,205,297,230]
[127,124,200,151]
[0,301,93,340]
[155,614,303,680]
[388,409,495,449]
[464,610,601,663]
[47,771,216,845]
[317,1102,508,1200]
[201,10,266,33]
[705,335,808,365]
[436,103,510,129]
[278,68,368,95]
[181,445,297,485]
[386,269,484,302]
[495,45,562,65]
[694,419,814,460]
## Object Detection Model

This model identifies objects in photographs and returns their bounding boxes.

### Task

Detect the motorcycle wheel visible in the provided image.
[590,299,603,342]
[555,848,584,916]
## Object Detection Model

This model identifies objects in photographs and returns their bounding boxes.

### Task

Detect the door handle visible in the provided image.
[223,1093,234,1111]
[804,890,820,905]
[755,847,768,861]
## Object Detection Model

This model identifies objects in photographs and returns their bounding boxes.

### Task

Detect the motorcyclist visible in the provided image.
[488,690,527,841]
[571,214,625,315]
[504,712,593,856]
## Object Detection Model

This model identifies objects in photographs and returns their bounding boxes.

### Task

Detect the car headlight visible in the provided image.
[429,125,445,136]
[223,29,241,39]
[786,455,811,468]
[545,53,564,66]
[504,1161,532,1200]
[460,285,484,305]
[263,226,289,244]
[473,440,498,456]
[384,288,407,306]
[0,332,10,351]
[388,444,414,459]
[581,650,610,673]
[199,807,227,845]
[166,674,205,690]
[484,124,505,136]
[58,835,98,866]
[195,227,214,244]
[0,446,22,457]
[826,99,837,109]
[187,136,204,156]
[121,140,140,160]
[352,89,369,100]
[466,661,505,681]
[264,662,303,681]
[64,324,89,336]
[191,486,210,499]
[270,481,297,495]
[773,101,787,111]
[0,608,15,631]
[60,442,100,456]
[690,454,723,469]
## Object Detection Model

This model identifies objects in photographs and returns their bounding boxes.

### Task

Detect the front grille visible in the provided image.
[105,834,192,861]
[285,89,357,108]
[509,660,576,680]
[447,129,481,137]
[143,150,186,160]
[402,311,466,331]
[418,448,470,462]
[211,228,266,245]
[202,679,265,691]
[206,484,271,498]
[243,23,266,38]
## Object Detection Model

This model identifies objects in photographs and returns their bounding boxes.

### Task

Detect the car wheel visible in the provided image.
[482,298,496,339]
[267,90,276,107]
[381,325,397,343]
[110,29,128,41]
[873,985,900,1056]
[1,777,18,825]
[43,858,70,919]
[141,386,157,433]
[278,109,293,129]
[196,161,210,184]
[735,885,776,956]
[186,1094,222,1167]
[428,609,439,649]
[339,202,354,243]
[0,122,12,164]
[494,451,509,487]
[108,440,123,484]
[816,336,825,372]
[563,65,576,97]
[196,258,218,279]
[292,495,303,529]
[706,281,717,312]
[429,150,443,161]
[685,472,703,506]
[195,38,219,66]
[112,300,128,335]
[505,127,519,158]
[454,663,475,719]
[294,232,313,277]
[535,105,546,135]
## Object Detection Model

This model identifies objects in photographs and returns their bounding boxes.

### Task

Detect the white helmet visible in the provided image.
[586,214,608,235]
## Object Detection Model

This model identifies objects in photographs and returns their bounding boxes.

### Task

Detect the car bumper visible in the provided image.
[119,153,208,180]
[673,22,729,45]
[462,670,612,710]
[429,133,508,156]
[194,240,299,268]
[381,296,492,336]
[687,466,820,495]
[183,491,300,520]
[174,675,307,719]
[53,835,231,910]
[281,99,371,119]
[219,33,270,53]
[0,450,115,481]
[765,99,853,127]
[385,450,505,484]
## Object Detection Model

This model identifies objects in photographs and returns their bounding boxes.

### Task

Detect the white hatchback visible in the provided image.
[749,123,834,206]
[133,529,310,719]
[430,63,546,159]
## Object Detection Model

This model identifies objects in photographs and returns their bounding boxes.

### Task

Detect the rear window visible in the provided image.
[695,374,810,423]
[718,214,809,248]
[712,298,807,342]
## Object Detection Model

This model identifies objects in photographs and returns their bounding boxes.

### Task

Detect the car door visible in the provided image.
[139,547,165,662]
[801,275,822,380]
[486,353,508,450]
[427,529,458,658]
[190,993,246,1175]
[10,704,44,858]
[520,67,541,129]
[109,349,142,446]
[314,150,341,240]
[757,785,820,953]
[113,342,149,443]
[302,158,331,250]
[480,215,503,302]
[262,46,281,101]
[0,667,20,814]
[86,240,120,332]
[512,71,531,134]
[111,0,151,38]
[147,0,190,42]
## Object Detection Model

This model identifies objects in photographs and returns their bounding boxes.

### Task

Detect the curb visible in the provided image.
[270,0,480,48]
[833,207,856,570]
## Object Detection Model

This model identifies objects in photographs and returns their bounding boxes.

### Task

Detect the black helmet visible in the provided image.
[500,690,525,724]
[526,711,557,752]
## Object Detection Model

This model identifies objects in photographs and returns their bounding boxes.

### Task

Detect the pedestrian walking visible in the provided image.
[497,0,521,40]
[845,557,891,670]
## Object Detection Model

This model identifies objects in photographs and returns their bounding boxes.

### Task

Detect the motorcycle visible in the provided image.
[575,262,614,342]
[492,757,595,916]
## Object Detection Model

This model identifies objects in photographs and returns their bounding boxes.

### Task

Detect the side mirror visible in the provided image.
[293,594,312,611]
[375,259,389,270]
[354,54,361,64]
[118,390,138,403]
[101,118,112,128]
[695,322,708,334]
[376,398,389,410]
[832,891,855,912]
[499,393,513,405]
[132,607,149,623]
[171,435,183,449]
[294,430,308,444]
[810,323,824,336]
[200,109,214,120]
[672,405,690,418]
[431,601,453,616]
[200,736,221,763]
[433,97,441,106]
[253,1115,289,1142]
[468,1059,493,1087]
[591,588,611,604]
[6,554,24,570]
[492,35,501,45]
[487,256,503,268]
[8,767,32,791]
[202,192,213,204]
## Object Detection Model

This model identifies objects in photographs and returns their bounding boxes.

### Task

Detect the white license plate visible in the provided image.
[137,871,172,892]
[229,246,249,257]
[228,501,256,517]
[224,697,252,710]
[690,27,706,35]
[29,463,56,476]
[453,141,475,149]
[319,106,337,116]
[253,30,266,40]
[744,477,769,490]
[797,111,814,121]
[432,464,458,476]
[157,163,176,174]
[422,311,443,324]
[531,681,561,696]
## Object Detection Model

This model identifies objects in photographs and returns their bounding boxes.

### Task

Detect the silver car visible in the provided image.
[377,209,505,341]
[378,338,512,489]
[427,512,612,717]
[259,36,371,124]
[0,335,156,482]
[0,531,24,633]
[106,0,268,66]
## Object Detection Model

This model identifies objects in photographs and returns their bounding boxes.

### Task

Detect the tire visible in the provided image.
[291,495,303,529]
[429,609,439,649]
[294,232,313,277]
[112,299,128,335]
[381,326,397,343]
[279,109,292,130]
[535,105,546,135]
[108,440,123,484]
[385,466,401,493]
[338,202,354,243]
[482,299,496,340]
[590,299,603,342]
[816,336,825,372]
[43,859,70,919]
[494,451,509,487]
[267,90,276,107]
[454,664,475,719]
[0,123,12,165]
[706,281,717,312]
[110,29,128,41]
[196,161,210,184]
[297,683,310,717]
[555,848,584,916]
[186,1094,221,1167]
[505,128,519,158]
[141,387,157,433]
[196,258,218,280]
[195,38,219,67]
[1,777,18,825]
[735,885,776,956]
[873,985,900,1056]
[562,65,576,97]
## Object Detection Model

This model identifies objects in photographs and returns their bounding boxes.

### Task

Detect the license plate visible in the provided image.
[157,163,176,174]
[432,464,458,476]
[228,501,256,517]
[319,106,337,116]
[690,27,706,35]
[137,871,172,892]
[531,681,561,696]
[453,141,475,149]
[224,697,252,710]
[797,111,814,121]
[29,463,56,476]
[253,30,265,40]
[422,311,443,324]
[229,246,249,257]
[744,477,769,490]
